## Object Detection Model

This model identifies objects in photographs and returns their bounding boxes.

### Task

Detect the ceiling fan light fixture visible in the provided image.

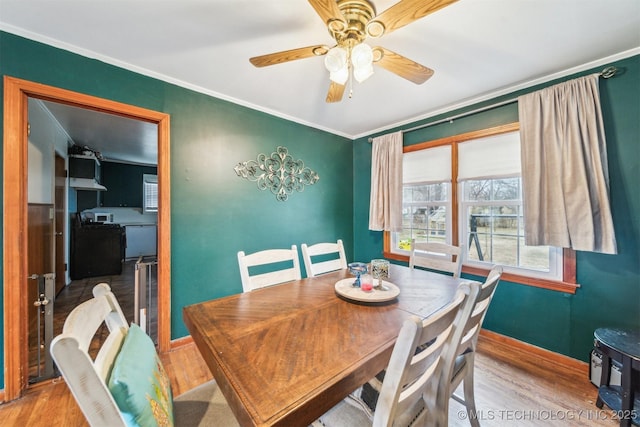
[329,67,349,85]
[351,43,373,69]
[351,43,374,82]
[353,63,374,83]
[324,47,348,73]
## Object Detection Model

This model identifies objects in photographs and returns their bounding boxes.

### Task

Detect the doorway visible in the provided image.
[3,76,172,401]
[55,154,66,295]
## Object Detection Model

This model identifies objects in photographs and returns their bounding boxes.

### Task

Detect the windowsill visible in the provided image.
[382,251,580,294]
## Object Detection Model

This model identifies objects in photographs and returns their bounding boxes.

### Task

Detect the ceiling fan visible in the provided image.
[250,0,458,103]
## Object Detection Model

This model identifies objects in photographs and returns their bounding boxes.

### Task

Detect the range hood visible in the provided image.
[70,177,107,191]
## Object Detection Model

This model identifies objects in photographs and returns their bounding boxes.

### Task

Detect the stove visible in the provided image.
[70,222,126,279]
[82,222,124,230]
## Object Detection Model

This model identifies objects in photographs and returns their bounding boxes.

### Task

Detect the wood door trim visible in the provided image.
[2,76,172,401]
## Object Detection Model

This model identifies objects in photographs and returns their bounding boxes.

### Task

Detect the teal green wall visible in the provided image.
[0,31,353,388]
[353,54,640,362]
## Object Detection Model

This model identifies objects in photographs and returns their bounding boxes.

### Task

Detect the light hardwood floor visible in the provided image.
[1,332,616,426]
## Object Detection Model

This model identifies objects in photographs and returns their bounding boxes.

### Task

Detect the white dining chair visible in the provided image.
[50,283,239,426]
[312,281,480,427]
[409,239,462,278]
[301,239,348,277]
[350,267,501,426]
[237,245,302,292]
[446,265,503,427]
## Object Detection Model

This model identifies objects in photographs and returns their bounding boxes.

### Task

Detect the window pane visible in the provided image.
[468,230,491,262]
[411,186,428,202]
[466,204,489,262]
[396,181,450,252]
[465,180,491,201]
[397,231,413,250]
[492,178,520,200]
[406,183,448,202]
[464,186,553,274]
[492,206,518,236]
[411,207,429,232]
[403,186,414,202]
[401,208,412,229]
[519,238,551,271]
[431,183,448,201]
[412,206,447,243]
[492,235,518,266]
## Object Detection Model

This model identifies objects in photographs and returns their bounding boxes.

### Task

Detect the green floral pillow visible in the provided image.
[108,323,174,427]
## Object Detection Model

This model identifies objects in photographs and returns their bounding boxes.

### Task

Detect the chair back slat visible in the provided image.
[60,294,121,353]
[456,266,502,355]
[237,245,302,292]
[409,240,462,278]
[301,239,347,277]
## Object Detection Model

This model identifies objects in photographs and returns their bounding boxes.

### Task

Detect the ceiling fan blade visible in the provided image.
[368,0,458,37]
[373,47,434,84]
[326,81,346,103]
[308,0,347,30]
[250,45,329,67]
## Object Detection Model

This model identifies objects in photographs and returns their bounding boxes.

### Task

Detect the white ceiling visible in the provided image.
[2,0,639,164]
[38,100,159,165]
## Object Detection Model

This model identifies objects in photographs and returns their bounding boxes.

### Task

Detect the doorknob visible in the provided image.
[28,274,39,280]
[55,232,63,236]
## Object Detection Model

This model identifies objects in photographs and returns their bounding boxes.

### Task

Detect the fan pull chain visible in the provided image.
[348,63,354,99]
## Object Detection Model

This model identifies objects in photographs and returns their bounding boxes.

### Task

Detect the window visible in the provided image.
[385,123,577,293]
[394,144,452,253]
[143,174,158,213]
[461,177,562,279]
[396,182,450,252]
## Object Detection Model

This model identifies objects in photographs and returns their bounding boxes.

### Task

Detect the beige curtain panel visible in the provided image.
[518,73,617,254]
[369,131,403,232]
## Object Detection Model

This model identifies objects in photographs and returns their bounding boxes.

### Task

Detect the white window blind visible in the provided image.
[458,132,521,181]
[403,145,451,184]
[143,174,158,213]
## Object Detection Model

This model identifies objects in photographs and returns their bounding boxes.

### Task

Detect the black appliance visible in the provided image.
[70,220,126,280]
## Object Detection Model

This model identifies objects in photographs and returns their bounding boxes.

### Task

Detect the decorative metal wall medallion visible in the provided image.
[234,146,320,201]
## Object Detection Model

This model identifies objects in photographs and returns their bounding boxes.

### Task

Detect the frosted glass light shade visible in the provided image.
[351,43,374,82]
[330,68,349,84]
[351,43,373,69]
[353,64,373,82]
[324,47,348,72]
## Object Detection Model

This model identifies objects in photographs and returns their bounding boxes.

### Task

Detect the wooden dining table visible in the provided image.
[183,264,472,427]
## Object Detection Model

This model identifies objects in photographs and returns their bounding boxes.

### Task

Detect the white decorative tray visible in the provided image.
[334,278,400,303]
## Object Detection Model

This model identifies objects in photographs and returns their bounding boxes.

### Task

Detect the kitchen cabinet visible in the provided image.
[125,224,157,258]
[69,154,104,210]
